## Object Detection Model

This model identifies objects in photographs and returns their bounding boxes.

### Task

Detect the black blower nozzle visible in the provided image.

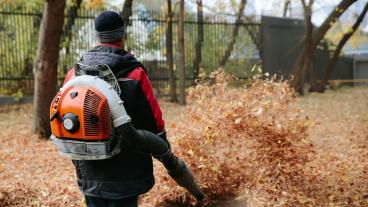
[116,123,205,201]
[168,158,205,201]
[155,150,205,201]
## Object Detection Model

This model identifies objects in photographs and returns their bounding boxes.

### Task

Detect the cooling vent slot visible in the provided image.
[100,101,111,135]
[83,90,102,136]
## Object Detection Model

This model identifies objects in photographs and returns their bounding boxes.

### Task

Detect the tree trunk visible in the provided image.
[219,0,246,67]
[192,0,204,84]
[291,0,357,93]
[303,1,316,91]
[121,0,133,29]
[291,0,314,94]
[317,2,368,92]
[166,0,177,102]
[178,0,186,105]
[33,0,66,138]
[283,0,290,17]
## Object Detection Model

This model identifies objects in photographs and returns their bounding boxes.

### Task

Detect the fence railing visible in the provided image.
[0,5,261,96]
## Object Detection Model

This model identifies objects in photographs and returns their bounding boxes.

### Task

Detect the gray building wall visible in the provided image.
[261,16,353,81]
[353,56,368,86]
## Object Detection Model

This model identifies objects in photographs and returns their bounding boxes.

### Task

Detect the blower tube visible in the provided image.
[116,124,205,201]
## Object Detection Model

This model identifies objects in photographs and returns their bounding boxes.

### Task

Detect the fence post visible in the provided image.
[166,0,178,102]
[178,0,186,105]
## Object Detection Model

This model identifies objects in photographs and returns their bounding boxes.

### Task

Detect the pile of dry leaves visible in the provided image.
[0,71,367,207]
[0,104,84,207]
[142,71,316,206]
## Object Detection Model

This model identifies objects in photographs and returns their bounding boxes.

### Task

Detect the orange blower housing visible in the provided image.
[50,65,129,160]
[50,85,112,141]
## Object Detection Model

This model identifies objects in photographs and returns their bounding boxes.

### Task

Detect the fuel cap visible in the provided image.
[62,112,80,133]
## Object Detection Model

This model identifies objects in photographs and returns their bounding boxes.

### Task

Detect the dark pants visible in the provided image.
[85,196,138,207]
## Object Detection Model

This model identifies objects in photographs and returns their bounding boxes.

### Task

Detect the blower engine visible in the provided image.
[50,64,205,201]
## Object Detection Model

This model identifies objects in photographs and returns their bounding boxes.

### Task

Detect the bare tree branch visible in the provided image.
[318,2,368,92]
[291,0,357,93]
[219,0,247,67]
[120,0,133,29]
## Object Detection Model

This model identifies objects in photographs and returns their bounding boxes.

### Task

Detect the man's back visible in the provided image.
[64,43,166,199]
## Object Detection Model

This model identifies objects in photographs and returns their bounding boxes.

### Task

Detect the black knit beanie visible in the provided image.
[95,11,125,43]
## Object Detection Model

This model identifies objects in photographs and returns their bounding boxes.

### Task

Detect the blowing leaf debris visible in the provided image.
[0,71,367,207]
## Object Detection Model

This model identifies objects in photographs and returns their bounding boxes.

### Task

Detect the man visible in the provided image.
[63,11,169,207]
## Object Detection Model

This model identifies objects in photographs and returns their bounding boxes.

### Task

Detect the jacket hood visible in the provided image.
[79,45,145,77]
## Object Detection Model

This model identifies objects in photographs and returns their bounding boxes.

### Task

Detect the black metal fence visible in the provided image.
[0,5,261,96]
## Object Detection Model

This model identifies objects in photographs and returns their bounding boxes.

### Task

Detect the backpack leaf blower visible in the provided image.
[49,64,205,201]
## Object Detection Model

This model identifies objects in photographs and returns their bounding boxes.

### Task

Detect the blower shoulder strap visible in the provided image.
[74,63,121,96]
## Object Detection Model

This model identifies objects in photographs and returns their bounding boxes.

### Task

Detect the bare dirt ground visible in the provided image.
[0,86,367,206]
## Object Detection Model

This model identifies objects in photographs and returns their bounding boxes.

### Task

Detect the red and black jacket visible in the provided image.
[64,43,167,199]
